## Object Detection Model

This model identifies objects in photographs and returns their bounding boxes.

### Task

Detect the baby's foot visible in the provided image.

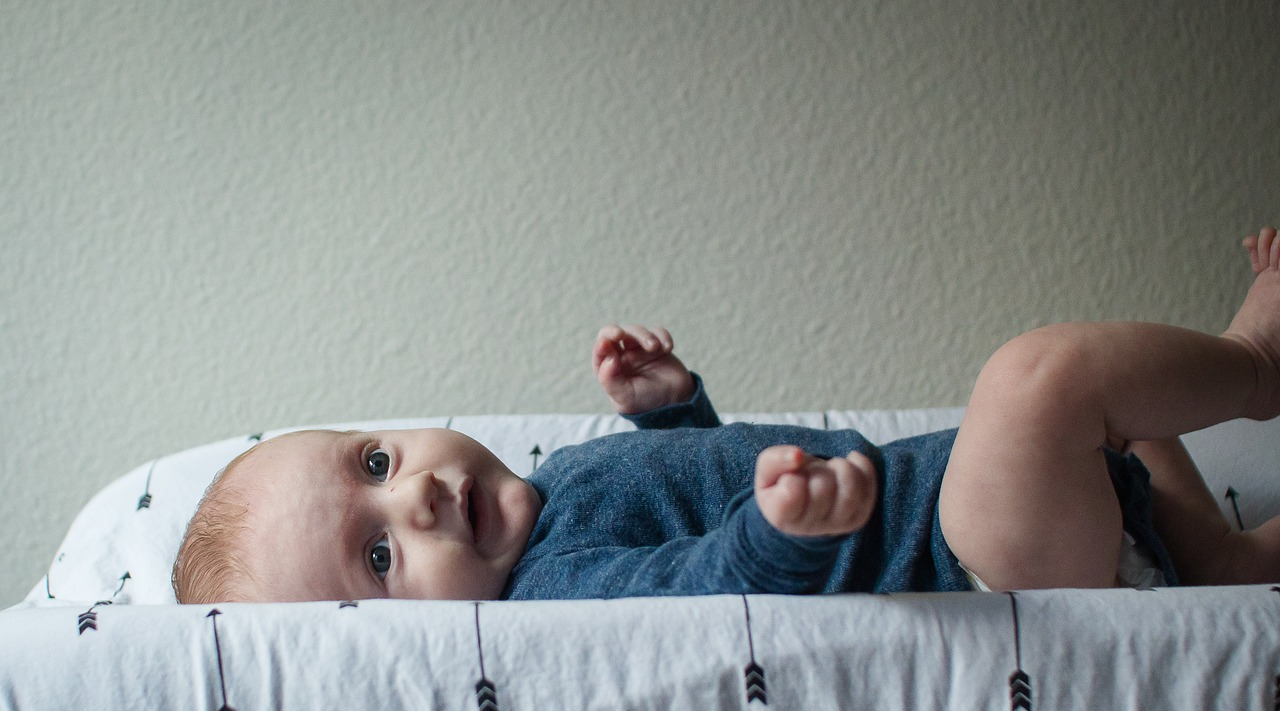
[1225,227,1280,419]
[1217,514,1280,585]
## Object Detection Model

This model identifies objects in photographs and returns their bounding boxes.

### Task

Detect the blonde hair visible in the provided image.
[172,446,264,604]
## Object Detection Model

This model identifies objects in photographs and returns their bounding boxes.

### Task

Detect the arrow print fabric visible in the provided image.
[43,553,64,600]
[476,678,499,711]
[77,604,105,635]
[741,596,768,705]
[1274,588,1280,711]
[473,603,502,711]
[1225,486,1246,529]
[136,459,158,510]
[744,662,767,705]
[206,608,236,711]
[1006,593,1031,711]
[1009,669,1032,711]
[74,573,130,634]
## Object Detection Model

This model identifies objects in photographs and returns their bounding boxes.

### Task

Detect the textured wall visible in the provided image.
[2,0,1278,606]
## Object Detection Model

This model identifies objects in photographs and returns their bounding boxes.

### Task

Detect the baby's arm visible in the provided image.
[593,324,696,415]
[754,446,878,537]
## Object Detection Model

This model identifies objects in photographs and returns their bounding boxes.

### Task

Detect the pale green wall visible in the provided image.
[2,1,1278,606]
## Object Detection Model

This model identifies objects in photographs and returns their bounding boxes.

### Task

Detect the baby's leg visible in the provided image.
[1129,437,1280,585]
[940,227,1280,590]
[1128,438,1231,585]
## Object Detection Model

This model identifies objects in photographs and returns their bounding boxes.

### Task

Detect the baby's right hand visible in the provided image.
[754,446,877,537]
[592,324,695,415]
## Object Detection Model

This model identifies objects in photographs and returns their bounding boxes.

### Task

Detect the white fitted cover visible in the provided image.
[3,408,1279,710]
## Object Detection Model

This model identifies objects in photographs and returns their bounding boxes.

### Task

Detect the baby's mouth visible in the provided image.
[457,476,478,544]
[467,491,478,536]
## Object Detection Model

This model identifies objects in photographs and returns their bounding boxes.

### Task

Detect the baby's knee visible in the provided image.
[975,324,1101,407]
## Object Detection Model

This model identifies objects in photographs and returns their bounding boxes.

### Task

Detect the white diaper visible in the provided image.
[962,532,1167,592]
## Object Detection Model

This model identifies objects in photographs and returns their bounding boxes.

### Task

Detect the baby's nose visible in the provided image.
[398,471,439,530]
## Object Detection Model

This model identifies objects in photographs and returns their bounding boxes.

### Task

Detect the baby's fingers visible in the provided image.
[766,472,811,525]
[755,448,877,537]
[828,452,877,532]
[754,445,809,490]
[754,446,826,529]
[592,324,675,369]
[616,324,673,354]
[592,325,625,369]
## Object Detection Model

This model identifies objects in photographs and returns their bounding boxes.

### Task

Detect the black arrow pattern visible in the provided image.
[207,609,236,711]
[1007,593,1032,711]
[136,459,158,510]
[744,662,767,705]
[529,445,542,474]
[476,679,499,711]
[1274,588,1280,711]
[473,603,501,711]
[44,552,64,600]
[1225,487,1245,530]
[74,572,131,634]
[741,596,768,705]
[1009,670,1031,711]
[77,605,103,634]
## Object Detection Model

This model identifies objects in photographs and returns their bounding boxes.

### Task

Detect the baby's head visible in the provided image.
[173,428,542,604]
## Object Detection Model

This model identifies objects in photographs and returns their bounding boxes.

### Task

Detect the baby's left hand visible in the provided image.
[593,324,695,415]
[754,446,877,537]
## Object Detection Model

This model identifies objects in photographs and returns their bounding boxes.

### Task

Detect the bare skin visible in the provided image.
[938,226,1280,590]
[1125,437,1280,586]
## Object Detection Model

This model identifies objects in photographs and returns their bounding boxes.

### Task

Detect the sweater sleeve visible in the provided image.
[621,372,722,430]
[504,493,847,599]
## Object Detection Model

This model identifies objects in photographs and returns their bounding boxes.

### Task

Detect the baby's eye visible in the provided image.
[365,447,391,482]
[370,537,392,578]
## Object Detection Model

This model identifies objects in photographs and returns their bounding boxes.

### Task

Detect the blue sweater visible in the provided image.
[501,378,973,599]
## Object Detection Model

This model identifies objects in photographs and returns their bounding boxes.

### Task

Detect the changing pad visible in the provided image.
[3,408,1279,710]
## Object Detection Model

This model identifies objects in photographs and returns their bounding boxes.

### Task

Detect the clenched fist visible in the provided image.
[754,445,877,537]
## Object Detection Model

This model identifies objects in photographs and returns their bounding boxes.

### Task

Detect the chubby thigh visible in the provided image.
[938,400,1127,591]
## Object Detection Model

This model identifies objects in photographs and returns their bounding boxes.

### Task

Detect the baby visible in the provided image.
[174,227,1280,604]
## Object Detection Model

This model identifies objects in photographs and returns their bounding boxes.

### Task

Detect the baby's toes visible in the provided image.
[1264,227,1280,272]
[1251,227,1280,273]
[1246,234,1262,273]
